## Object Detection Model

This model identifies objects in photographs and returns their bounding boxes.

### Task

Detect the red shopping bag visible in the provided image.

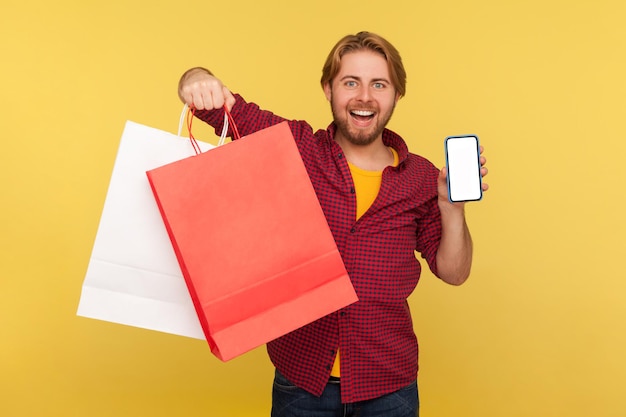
[146,116,357,361]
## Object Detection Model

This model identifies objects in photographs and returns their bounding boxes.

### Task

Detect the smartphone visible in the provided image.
[444,135,482,203]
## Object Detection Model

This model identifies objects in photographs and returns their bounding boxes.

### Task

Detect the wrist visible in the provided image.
[438,197,466,218]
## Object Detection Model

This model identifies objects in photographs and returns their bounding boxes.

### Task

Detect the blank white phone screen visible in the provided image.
[446,136,482,202]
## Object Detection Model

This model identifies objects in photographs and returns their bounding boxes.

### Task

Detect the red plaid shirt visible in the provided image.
[195,95,442,403]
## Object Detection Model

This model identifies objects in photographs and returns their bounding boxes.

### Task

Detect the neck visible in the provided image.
[335,135,393,171]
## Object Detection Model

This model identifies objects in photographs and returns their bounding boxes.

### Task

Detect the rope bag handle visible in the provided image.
[177,104,241,154]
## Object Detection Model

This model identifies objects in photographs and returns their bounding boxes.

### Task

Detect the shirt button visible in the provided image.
[350,227,356,233]
[338,153,343,159]
[340,311,346,317]
[350,187,355,194]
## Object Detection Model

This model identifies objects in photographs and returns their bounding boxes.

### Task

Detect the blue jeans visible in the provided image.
[271,370,419,417]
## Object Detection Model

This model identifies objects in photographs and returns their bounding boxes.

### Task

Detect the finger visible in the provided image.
[208,90,225,110]
[192,90,211,110]
[181,86,206,110]
[223,86,236,111]
[180,89,195,108]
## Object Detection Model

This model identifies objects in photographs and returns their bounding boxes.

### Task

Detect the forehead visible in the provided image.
[337,50,390,80]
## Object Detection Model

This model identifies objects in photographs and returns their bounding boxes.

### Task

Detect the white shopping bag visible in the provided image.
[77,119,215,339]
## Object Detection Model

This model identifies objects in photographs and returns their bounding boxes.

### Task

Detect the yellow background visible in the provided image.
[2,0,625,416]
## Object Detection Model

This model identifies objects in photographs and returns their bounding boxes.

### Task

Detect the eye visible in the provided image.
[345,80,358,88]
[373,82,386,89]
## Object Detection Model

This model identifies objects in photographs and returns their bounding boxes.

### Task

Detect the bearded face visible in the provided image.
[323,50,399,147]
[329,90,396,146]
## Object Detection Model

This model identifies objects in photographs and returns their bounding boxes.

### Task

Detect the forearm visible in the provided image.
[435,206,473,286]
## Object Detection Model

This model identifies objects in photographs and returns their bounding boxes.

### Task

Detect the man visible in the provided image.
[178,31,488,417]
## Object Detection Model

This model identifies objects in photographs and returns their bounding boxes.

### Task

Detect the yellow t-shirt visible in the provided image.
[330,148,399,377]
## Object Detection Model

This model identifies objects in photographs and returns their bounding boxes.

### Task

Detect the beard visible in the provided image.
[330,95,396,146]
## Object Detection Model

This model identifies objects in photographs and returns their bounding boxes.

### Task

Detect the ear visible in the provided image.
[394,91,401,104]
[323,82,332,102]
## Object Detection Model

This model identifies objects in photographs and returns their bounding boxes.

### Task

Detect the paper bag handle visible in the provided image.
[177,104,241,155]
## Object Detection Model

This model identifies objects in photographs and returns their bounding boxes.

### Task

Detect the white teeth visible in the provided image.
[351,110,374,116]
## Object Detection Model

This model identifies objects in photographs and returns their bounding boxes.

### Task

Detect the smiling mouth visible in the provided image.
[350,109,375,122]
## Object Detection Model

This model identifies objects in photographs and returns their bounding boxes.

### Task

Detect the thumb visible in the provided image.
[223,86,236,112]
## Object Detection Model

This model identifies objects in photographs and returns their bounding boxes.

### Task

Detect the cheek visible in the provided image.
[330,94,350,111]
[379,95,397,113]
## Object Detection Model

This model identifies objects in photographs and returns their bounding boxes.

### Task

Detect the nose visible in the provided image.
[355,85,372,102]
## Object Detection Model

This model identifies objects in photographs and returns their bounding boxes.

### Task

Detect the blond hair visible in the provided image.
[321,31,407,97]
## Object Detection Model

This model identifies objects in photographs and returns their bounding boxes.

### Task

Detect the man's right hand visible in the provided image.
[177,67,236,112]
